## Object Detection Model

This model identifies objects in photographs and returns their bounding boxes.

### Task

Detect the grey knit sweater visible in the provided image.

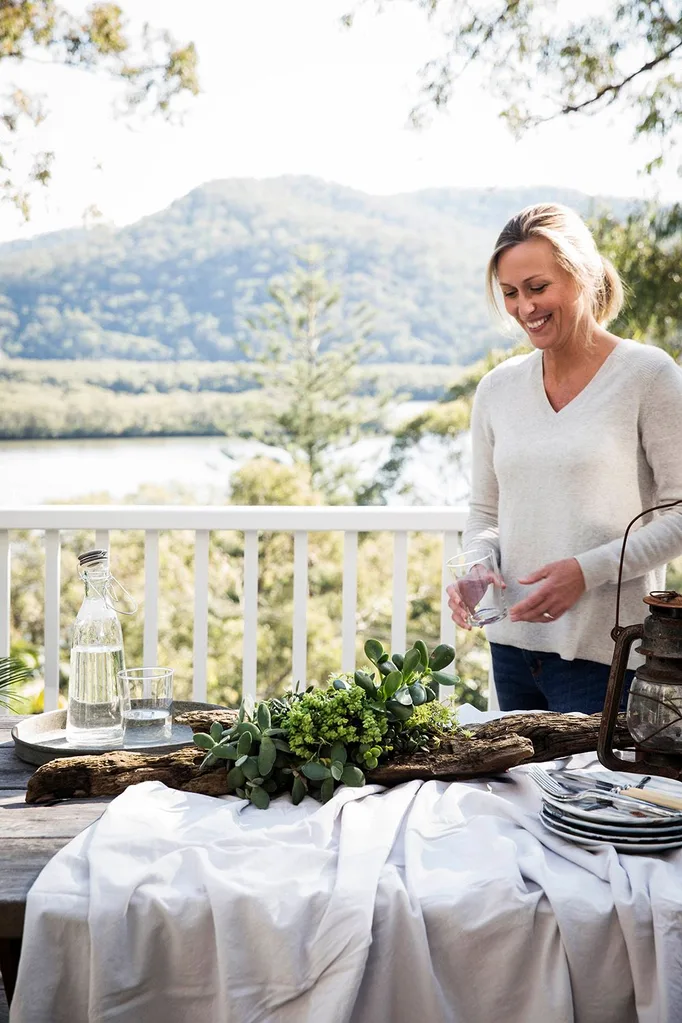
[462,339,682,666]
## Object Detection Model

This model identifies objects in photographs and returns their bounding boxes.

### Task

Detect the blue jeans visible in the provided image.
[490,642,634,715]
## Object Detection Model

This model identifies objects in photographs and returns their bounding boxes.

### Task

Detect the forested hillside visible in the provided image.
[0,177,630,366]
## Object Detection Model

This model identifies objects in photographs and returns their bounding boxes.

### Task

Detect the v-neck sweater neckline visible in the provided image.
[534,342,621,418]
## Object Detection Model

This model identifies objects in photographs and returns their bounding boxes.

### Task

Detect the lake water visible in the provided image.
[0,403,471,506]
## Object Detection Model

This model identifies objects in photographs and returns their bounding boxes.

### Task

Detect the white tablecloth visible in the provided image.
[10,749,682,1023]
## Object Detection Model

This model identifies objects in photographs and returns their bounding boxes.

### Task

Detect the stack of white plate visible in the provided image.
[540,788,682,852]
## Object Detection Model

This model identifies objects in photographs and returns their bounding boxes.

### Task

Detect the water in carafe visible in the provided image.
[66,549,126,747]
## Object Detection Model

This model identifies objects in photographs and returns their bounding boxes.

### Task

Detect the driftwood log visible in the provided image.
[25,712,633,804]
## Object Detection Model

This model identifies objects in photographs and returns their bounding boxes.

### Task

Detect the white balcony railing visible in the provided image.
[0,505,470,710]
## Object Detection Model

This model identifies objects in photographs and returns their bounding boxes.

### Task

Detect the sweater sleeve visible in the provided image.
[462,372,501,559]
[575,356,682,590]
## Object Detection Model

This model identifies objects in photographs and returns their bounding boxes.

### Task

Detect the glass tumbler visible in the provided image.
[119,667,174,746]
[447,548,507,626]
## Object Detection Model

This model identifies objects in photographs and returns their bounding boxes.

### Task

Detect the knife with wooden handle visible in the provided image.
[553,770,682,812]
[618,788,682,812]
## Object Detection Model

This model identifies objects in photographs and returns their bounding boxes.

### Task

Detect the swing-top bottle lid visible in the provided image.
[78,549,109,568]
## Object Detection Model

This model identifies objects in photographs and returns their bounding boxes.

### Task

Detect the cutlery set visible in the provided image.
[528,764,682,852]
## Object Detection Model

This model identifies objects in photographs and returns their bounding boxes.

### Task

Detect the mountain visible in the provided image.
[0,176,633,366]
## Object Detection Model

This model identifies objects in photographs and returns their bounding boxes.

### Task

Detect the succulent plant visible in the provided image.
[357,637,458,725]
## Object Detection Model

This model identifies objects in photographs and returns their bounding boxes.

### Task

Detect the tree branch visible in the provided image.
[557,38,682,118]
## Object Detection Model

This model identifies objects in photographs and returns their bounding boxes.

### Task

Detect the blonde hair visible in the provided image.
[486,203,624,329]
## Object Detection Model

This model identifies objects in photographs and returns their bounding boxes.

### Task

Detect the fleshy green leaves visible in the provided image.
[258,735,277,776]
[330,742,347,764]
[401,647,422,678]
[193,733,215,750]
[249,785,270,810]
[301,761,331,781]
[429,644,455,671]
[383,670,403,699]
[429,670,460,687]
[408,682,427,706]
[212,743,239,760]
[257,703,272,732]
[364,638,384,664]
[393,687,413,707]
[386,699,413,721]
[237,731,252,756]
[412,640,429,669]
[227,765,245,791]
[241,757,260,781]
[341,765,365,787]
[291,776,307,805]
[354,670,376,696]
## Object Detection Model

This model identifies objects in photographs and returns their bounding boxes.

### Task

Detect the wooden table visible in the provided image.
[0,716,111,1007]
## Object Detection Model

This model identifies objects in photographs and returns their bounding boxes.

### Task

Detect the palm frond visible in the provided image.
[0,656,32,710]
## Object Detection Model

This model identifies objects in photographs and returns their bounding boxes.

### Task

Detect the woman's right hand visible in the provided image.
[446,583,472,629]
[447,564,505,629]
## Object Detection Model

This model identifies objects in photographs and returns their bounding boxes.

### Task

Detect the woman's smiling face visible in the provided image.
[496,236,583,351]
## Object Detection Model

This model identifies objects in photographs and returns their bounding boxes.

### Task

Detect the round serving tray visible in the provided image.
[11,700,225,766]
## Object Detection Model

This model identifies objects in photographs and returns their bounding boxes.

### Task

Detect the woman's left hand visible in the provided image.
[509,558,586,623]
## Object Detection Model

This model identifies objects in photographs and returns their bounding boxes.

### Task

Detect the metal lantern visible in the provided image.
[598,500,682,780]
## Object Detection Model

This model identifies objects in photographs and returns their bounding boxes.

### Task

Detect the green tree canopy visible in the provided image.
[591,204,682,358]
[0,1,199,216]
[349,0,682,171]
[238,249,391,499]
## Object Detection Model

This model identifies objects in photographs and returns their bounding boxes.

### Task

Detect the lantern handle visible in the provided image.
[612,498,682,637]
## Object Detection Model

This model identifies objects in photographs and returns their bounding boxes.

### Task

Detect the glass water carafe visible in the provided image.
[66,549,126,747]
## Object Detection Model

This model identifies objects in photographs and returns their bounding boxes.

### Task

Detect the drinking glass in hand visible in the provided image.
[119,667,174,746]
[447,548,507,626]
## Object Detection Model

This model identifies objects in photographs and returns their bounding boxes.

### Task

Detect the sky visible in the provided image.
[0,0,677,243]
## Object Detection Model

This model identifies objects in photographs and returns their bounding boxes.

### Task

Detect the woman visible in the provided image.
[447,203,682,714]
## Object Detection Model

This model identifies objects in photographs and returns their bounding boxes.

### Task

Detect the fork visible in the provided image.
[527,765,681,818]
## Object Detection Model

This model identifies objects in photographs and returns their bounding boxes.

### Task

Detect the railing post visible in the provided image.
[438,530,461,703]
[440,531,460,649]
[143,531,159,668]
[291,531,309,689]
[95,530,110,555]
[0,531,9,659]
[43,530,61,711]
[242,531,259,702]
[341,531,358,673]
[193,531,210,702]
[391,531,408,656]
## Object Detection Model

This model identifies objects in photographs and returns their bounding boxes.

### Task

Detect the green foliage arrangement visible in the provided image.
[192,638,463,809]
